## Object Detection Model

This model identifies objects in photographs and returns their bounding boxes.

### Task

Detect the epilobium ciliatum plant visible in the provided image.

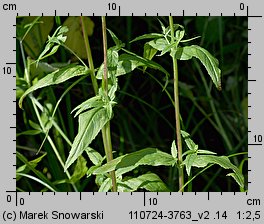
[17,16,245,192]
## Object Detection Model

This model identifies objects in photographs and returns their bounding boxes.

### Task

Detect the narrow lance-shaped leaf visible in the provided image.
[69,156,88,183]
[107,29,125,49]
[85,147,104,166]
[19,65,90,108]
[16,151,58,191]
[183,154,198,176]
[171,140,178,160]
[181,130,198,151]
[97,52,170,79]
[71,95,104,118]
[64,107,111,171]
[118,173,170,192]
[175,45,221,90]
[130,33,164,43]
[148,38,169,52]
[37,26,68,63]
[184,155,244,188]
[16,153,47,181]
[93,148,176,176]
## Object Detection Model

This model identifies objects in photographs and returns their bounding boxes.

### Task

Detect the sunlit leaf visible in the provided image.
[85,147,103,166]
[64,107,111,170]
[118,173,170,192]
[183,154,198,176]
[37,26,68,62]
[191,155,244,188]
[72,95,104,117]
[29,120,42,131]
[93,148,176,176]
[175,45,221,90]
[16,152,57,190]
[171,140,177,160]
[143,43,158,60]
[197,149,217,155]
[98,177,112,192]
[19,65,90,108]
[69,156,88,183]
[16,153,47,181]
[143,43,158,72]
[107,29,124,48]
[160,30,184,56]
[97,53,170,79]
[130,33,163,43]
[148,38,169,51]
[181,130,198,151]
[16,130,42,137]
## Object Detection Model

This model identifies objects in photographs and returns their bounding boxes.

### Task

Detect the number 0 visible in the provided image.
[240,3,245,10]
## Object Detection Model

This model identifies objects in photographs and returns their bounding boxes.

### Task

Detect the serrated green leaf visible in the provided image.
[38,45,60,62]
[182,149,197,158]
[106,47,119,80]
[16,129,42,137]
[118,173,170,192]
[143,43,158,72]
[227,173,244,189]
[191,155,244,188]
[85,147,103,166]
[16,153,47,181]
[130,33,164,43]
[97,53,170,79]
[175,45,221,90]
[87,165,101,178]
[64,107,111,171]
[159,30,185,56]
[93,148,175,176]
[183,154,198,176]
[107,29,124,48]
[143,43,158,62]
[69,156,88,183]
[107,48,119,68]
[181,130,198,151]
[28,121,41,133]
[98,177,112,192]
[171,140,177,159]
[37,26,68,62]
[148,38,169,51]
[118,50,170,77]
[19,65,90,108]
[197,149,217,155]
[108,79,118,101]
[175,30,185,41]
[72,95,104,117]
[16,152,58,190]
[157,18,166,34]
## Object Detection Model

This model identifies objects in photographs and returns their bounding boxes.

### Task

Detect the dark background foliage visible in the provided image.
[16,16,248,191]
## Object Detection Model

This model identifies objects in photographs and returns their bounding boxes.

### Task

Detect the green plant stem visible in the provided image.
[19,37,77,191]
[80,16,116,191]
[169,16,184,192]
[101,16,117,192]
[80,16,98,94]
[30,96,78,192]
